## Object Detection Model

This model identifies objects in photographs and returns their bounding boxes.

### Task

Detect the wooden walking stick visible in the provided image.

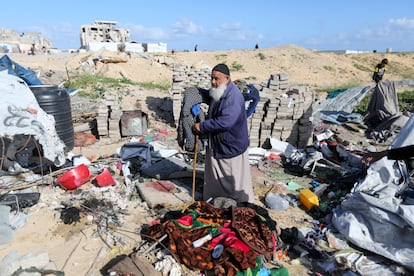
[191,103,202,202]
[192,134,199,201]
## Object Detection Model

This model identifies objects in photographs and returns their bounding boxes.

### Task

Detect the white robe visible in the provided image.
[203,148,254,203]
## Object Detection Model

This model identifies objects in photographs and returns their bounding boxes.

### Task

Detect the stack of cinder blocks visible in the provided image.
[171,64,210,127]
[248,73,314,149]
[171,64,315,149]
[96,93,122,141]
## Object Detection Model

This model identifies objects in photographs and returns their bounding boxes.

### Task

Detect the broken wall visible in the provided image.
[0,28,51,54]
[80,21,130,49]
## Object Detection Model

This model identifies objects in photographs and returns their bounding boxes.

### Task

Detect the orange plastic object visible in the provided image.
[299,189,319,210]
[56,164,91,190]
[95,168,116,187]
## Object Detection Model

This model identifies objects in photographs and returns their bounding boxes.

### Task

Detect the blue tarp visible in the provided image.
[0,55,42,85]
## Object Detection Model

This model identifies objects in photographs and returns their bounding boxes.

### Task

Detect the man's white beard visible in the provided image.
[209,83,227,102]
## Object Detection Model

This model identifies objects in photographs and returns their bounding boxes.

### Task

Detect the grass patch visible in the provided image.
[215,54,227,60]
[353,63,372,72]
[257,53,266,60]
[396,90,414,112]
[75,90,101,99]
[231,62,244,72]
[323,65,334,71]
[391,62,414,79]
[66,74,133,91]
[65,73,171,98]
[136,81,171,91]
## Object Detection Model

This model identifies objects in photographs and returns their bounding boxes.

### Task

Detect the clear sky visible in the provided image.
[1,0,413,52]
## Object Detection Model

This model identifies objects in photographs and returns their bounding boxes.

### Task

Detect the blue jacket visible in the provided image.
[200,82,249,159]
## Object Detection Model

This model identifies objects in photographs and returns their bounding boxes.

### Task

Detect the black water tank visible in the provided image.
[30,85,74,151]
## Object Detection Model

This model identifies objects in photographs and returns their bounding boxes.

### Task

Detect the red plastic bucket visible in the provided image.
[95,168,116,187]
[56,164,91,190]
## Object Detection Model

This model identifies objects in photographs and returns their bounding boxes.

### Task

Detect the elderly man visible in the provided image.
[193,63,254,203]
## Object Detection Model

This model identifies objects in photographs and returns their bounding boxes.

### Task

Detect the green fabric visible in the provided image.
[235,256,290,276]
[172,210,222,237]
[271,267,289,276]
[208,227,221,237]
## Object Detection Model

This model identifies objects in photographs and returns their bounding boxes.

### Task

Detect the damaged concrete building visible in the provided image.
[80,20,167,53]
[0,28,51,54]
[80,20,130,49]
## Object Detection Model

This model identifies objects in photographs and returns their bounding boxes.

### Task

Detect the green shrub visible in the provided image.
[323,65,334,71]
[231,62,243,72]
[257,53,266,60]
[397,90,414,112]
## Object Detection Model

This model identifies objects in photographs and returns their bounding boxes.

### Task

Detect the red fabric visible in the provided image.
[210,227,251,253]
[175,215,193,226]
[272,232,277,252]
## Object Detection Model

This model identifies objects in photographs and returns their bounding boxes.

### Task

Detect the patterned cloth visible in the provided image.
[145,201,276,276]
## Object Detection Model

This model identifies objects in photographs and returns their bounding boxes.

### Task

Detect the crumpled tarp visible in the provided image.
[312,85,372,124]
[0,55,42,85]
[364,81,400,127]
[332,113,414,270]
[0,72,66,166]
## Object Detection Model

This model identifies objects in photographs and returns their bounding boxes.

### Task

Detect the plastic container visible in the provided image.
[95,168,116,187]
[265,192,289,210]
[299,189,319,210]
[56,164,91,190]
[30,85,74,151]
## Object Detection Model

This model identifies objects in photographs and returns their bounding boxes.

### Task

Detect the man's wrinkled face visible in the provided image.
[211,70,229,88]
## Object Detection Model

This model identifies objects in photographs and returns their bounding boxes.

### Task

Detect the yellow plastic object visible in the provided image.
[299,189,319,210]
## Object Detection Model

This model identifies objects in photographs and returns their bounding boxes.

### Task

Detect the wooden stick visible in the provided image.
[192,134,199,201]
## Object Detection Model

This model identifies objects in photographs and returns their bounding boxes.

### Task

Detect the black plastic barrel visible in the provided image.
[30,85,74,151]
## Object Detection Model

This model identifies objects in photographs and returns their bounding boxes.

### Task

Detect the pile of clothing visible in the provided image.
[142,201,285,275]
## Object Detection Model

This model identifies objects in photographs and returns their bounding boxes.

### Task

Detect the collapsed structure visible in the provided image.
[1,20,167,54]
[80,20,130,49]
[0,28,51,54]
[80,20,167,53]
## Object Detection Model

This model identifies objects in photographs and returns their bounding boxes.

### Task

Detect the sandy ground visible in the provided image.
[1,45,412,275]
[6,44,414,90]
